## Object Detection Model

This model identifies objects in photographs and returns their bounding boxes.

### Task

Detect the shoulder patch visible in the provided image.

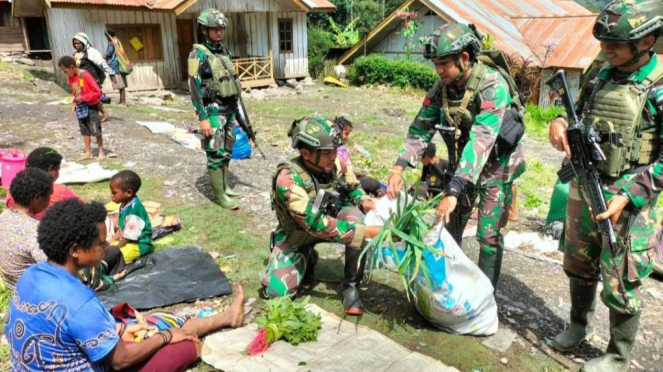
[481,86,496,101]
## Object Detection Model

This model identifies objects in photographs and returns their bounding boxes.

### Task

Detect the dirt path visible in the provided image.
[2,61,663,371]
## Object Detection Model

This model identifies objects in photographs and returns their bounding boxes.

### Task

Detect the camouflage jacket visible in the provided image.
[396,66,526,188]
[577,54,663,209]
[187,42,233,121]
[273,165,367,249]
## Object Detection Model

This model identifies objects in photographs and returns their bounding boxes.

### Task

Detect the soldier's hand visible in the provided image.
[387,166,404,200]
[199,119,213,137]
[595,194,629,225]
[436,196,458,224]
[549,117,571,158]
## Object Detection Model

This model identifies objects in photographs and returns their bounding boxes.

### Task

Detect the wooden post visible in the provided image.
[20,17,30,52]
[269,49,274,81]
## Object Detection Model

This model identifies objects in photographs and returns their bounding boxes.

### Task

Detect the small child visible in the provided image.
[58,55,106,162]
[109,170,153,263]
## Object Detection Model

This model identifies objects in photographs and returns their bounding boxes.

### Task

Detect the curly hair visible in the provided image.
[9,168,53,206]
[333,116,353,131]
[38,199,103,265]
[26,147,63,172]
[111,170,142,194]
[88,201,108,224]
[423,142,436,159]
[58,55,76,68]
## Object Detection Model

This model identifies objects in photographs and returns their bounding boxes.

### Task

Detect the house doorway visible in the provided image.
[176,19,195,80]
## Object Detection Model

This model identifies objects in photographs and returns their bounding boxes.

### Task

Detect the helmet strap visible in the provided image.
[452,55,471,85]
[616,42,649,68]
[302,149,326,174]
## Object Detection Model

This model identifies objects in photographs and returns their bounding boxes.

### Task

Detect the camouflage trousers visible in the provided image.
[261,208,365,298]
[561,180,657,314]
[204,104,238,170]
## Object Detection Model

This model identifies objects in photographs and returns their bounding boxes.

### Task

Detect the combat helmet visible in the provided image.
[423,23,483,60]
[593,0,663,65]
[288,116,343,150]
[197,9,228,28]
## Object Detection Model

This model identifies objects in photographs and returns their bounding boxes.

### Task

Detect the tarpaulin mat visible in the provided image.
[98,246,232,310]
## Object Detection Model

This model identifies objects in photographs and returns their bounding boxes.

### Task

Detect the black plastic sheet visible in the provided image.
[99,246,232,310]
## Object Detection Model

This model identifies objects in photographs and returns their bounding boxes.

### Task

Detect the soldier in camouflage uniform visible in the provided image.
[188,9,243,210]
[548,1,663,371]
[261,116,383,315]
[386,23,526,289]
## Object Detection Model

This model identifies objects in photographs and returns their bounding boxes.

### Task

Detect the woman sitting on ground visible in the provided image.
[0,168,52,291]
[333,116,384,197]
[6,147,83,220]
[8,198,245,372]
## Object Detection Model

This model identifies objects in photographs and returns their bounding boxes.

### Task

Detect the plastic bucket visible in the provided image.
[1,151,27,188]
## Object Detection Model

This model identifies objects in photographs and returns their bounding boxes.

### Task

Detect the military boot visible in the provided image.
[302,248,318,286]
[582,311,641,372]
[478,249,503,290]
[552,279,598,352]
[222,162,243,198]
[209,168,239,210]
[342,247,366,316]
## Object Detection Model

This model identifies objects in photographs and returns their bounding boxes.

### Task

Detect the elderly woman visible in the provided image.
[0,168,52,291]
[6,147,82,220]
[8,199,246,372]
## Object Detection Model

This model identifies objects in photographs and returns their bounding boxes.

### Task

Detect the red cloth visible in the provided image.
[68,70,102,105]
[119,340,198,372]
[6,183,83,220]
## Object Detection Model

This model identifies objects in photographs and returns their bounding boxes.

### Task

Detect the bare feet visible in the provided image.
[101,112,111,123]
[226,285,245,328]
[76,154,93,161]
[96,153,106,162]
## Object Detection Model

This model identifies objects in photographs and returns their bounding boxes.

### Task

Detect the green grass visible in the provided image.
[518,158,559,219]
[524,103,565,142]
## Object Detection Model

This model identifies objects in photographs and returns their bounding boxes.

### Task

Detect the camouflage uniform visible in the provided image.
[552,2,663,371]
[395,23,525,288]
[261,116,371,314]
[188,9,243,209]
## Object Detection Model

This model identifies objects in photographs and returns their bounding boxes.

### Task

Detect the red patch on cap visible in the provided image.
[423,97,431,106]
[480,101,496,110]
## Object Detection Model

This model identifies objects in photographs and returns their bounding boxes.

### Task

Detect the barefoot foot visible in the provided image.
[226,285,245,328]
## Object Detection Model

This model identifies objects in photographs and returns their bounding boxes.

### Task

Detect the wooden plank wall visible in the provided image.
[183,0,282,15]
[539,68,581,108]
[0,4,21,28]
[176,12,246,57]
[269,11,307,79]
[46,7,180,91]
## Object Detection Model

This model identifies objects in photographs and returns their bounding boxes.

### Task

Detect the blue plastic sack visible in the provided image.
[75,102,89,120]
[231,125,252,160]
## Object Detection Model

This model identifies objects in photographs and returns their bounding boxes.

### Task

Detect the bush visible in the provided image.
[308,27,335,78]
[349,54,438,90]
[524,103,565,141]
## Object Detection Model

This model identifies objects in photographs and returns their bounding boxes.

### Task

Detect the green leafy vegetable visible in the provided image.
[254,296,322,346]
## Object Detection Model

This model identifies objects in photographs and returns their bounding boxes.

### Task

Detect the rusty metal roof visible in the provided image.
[48,0,186,10]
[300,0,336,11]
[338,0,596,67]
[512,15,600,70]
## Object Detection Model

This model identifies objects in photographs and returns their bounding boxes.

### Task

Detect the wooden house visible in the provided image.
[0,0,50,54]
[45,0,335,91]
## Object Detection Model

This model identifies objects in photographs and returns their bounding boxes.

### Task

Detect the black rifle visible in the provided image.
[545,70,629,303]
[310,180,355,217]
[434,124,465,246]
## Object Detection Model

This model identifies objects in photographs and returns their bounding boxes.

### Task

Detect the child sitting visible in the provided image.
[109,170,153,263]
[58,55,106,162]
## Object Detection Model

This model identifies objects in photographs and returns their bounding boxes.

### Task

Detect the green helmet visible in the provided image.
[593,0,663,42]
[288,116,343,150]
[197,9,228,28]
[423,23,483,60]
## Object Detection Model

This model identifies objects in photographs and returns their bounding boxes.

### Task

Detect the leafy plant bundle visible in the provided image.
[247,296,322,355]
[360,185,446,301]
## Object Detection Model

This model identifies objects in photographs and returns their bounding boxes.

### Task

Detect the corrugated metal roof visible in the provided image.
[49,0,186,10]
[339,0,597,67]
[300,0,335,11]
[512,15,600,70]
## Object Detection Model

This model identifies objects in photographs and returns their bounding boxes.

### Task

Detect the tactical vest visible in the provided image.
[440,51,523,158]
[271,158,335,247]
[584,60,663,177]
[192,44,240,98]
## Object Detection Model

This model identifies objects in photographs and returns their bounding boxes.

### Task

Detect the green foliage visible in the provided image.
[328,17,360,47]
[254,296,322,345]
[308,27,335,78]
[396,7,424,60]
[524,103,565,141]
[350,54,438,90]
[481,33,496,50]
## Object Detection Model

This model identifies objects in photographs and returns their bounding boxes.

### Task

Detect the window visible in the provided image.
[278,18,293,53]
[106,24,163,62]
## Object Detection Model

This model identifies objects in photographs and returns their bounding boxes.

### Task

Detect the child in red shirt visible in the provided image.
[58,56,106,162]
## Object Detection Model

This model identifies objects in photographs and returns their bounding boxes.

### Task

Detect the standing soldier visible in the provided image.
[549,1,663,371]
[386,23,526,289]
[188,9,243,210]
[261,116,383,315]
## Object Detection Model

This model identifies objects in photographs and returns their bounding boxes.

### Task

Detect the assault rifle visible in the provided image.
[545,70,629,302]
[434,124,464,245]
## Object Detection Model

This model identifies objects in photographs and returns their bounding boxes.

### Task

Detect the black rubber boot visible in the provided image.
[552,279,598,352]
[582,311,641,372]
[302,248,318,286]
[343,247,366,316]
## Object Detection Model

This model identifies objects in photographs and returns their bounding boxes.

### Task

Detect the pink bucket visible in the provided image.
[1,150,27,188]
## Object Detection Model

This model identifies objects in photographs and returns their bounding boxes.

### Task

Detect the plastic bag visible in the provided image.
[232,125,252,160]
